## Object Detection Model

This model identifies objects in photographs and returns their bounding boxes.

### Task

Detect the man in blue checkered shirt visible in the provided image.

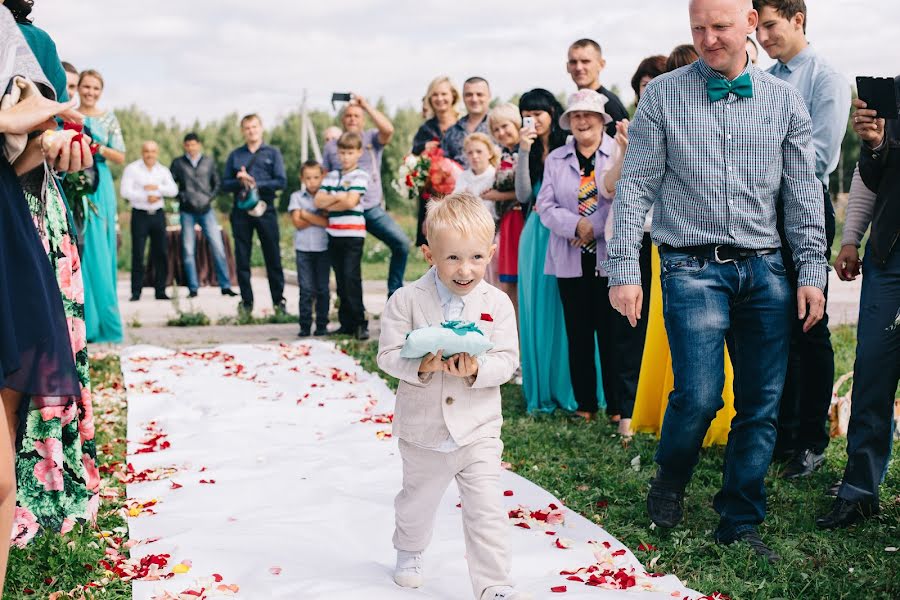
[605,0,827,562]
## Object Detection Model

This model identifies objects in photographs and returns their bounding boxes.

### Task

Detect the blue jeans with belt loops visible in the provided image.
[655,249,793,542]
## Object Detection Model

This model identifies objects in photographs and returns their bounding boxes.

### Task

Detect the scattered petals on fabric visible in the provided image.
[132,420,172,454]
[123,498,160,518]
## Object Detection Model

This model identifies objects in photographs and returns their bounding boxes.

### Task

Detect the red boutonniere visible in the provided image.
[480,313,493,322]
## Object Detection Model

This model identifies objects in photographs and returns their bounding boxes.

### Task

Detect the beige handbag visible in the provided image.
[0,75,43,162]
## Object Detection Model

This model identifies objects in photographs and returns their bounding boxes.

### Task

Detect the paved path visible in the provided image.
[114,270,861,349]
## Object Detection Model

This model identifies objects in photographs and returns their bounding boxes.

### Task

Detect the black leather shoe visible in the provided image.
[188,290,198,298]
[221,288,237,297]
[356,325,370,341]
[725,529,780,563]
[129,295,140,302]
[780,449,825,479]
[816,497,879,529]
[297,328,311,338]
[313,328,328,337]
[155,293,171,300]
[647,476,684,528]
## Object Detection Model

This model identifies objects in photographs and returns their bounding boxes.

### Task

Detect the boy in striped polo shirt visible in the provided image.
[315,131,370,340]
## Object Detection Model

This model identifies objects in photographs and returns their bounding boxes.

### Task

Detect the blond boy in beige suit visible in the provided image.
[377,192,528,600]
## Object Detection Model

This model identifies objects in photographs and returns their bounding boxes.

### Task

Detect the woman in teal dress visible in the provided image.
[515,89,605,417]
[77,69,125,343]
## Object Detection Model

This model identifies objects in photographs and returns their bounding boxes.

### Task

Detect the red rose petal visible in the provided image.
[550,585,567,593]
[503,490,514,496]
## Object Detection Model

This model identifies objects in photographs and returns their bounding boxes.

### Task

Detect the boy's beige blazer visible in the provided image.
[377,269,519,448]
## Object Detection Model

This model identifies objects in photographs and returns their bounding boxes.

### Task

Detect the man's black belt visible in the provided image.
[132,207,162,216]
[659,244,779,264]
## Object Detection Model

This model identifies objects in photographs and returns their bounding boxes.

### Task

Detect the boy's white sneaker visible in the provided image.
[393,550,423,588]
[484,586,533,600]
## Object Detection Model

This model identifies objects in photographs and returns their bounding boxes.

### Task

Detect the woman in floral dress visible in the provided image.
[9,2,99,547]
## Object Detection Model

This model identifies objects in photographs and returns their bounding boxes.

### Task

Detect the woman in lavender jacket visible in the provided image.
[536,89,628,427]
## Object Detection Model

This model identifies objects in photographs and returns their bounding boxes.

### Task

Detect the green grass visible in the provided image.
[335,326,900,600]
[7,354,130,599]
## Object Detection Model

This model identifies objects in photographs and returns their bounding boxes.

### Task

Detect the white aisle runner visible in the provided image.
[121,342,703,599]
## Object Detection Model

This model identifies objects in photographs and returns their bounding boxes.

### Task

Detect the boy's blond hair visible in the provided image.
[424,192,495,245]
[462,132,500,167]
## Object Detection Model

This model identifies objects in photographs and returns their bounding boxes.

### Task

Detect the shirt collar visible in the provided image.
[778,44,814,73]
[695,54,755,82]
[432,268,463,310]
[561,135,615,160]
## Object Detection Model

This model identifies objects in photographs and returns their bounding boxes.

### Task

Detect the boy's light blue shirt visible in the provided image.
[287,189,329,252]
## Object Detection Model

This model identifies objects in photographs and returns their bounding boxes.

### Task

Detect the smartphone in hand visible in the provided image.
[856,76,899,120]
[331,92,352,110]
[522,116,535,131]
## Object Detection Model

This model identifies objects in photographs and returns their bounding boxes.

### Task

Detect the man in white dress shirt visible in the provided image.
[121,141,178,301]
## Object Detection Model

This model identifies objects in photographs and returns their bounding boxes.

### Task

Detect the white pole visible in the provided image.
[300,89,309,164]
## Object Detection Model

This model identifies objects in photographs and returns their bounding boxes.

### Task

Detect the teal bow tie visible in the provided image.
[441,321,484,337]
[707,73,753,102]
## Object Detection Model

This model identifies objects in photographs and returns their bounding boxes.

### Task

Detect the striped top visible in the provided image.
[321,168,369,238]
[604,58,828,289]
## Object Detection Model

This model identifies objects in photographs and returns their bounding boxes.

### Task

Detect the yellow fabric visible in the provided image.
[631,246,736,447]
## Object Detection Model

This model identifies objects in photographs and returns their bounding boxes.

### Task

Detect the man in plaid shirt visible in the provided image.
[605,0,827,562]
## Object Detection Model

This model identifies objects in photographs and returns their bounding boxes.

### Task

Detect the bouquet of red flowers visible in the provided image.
[393,144,461,202]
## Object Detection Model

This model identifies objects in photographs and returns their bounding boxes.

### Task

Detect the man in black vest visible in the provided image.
[171,133,236,298]
[818,78,900,529]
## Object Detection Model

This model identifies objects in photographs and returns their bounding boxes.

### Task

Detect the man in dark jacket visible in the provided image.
[222,114,287,313]
[171,133,236,298]
[817,78,900,529]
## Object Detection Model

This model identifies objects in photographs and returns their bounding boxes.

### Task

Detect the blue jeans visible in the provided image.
[839,245,900,503]
[296,250,330,331]
[364,206,409,297]
[180,210,231,292]
[656,249,792,542]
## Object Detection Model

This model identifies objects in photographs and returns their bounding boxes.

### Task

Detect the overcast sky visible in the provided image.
[33,0,900,126]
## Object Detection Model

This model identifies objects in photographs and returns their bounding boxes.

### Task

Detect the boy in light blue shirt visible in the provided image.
[288,160,331,336]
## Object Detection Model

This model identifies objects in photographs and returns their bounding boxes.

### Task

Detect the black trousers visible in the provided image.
[775,184,837,455]
[608,232,652,418]
[230,208,285,308]
[329,236,366,330]
[557,252,618,414]
[131,208,167,298]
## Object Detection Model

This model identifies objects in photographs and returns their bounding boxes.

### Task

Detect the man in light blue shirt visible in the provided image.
[755,0,851,480]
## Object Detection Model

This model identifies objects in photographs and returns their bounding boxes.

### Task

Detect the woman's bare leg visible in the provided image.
[0,388,22,596]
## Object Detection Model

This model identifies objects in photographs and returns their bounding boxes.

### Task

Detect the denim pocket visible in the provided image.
[661,254,708,279]
[762,252,787,276]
